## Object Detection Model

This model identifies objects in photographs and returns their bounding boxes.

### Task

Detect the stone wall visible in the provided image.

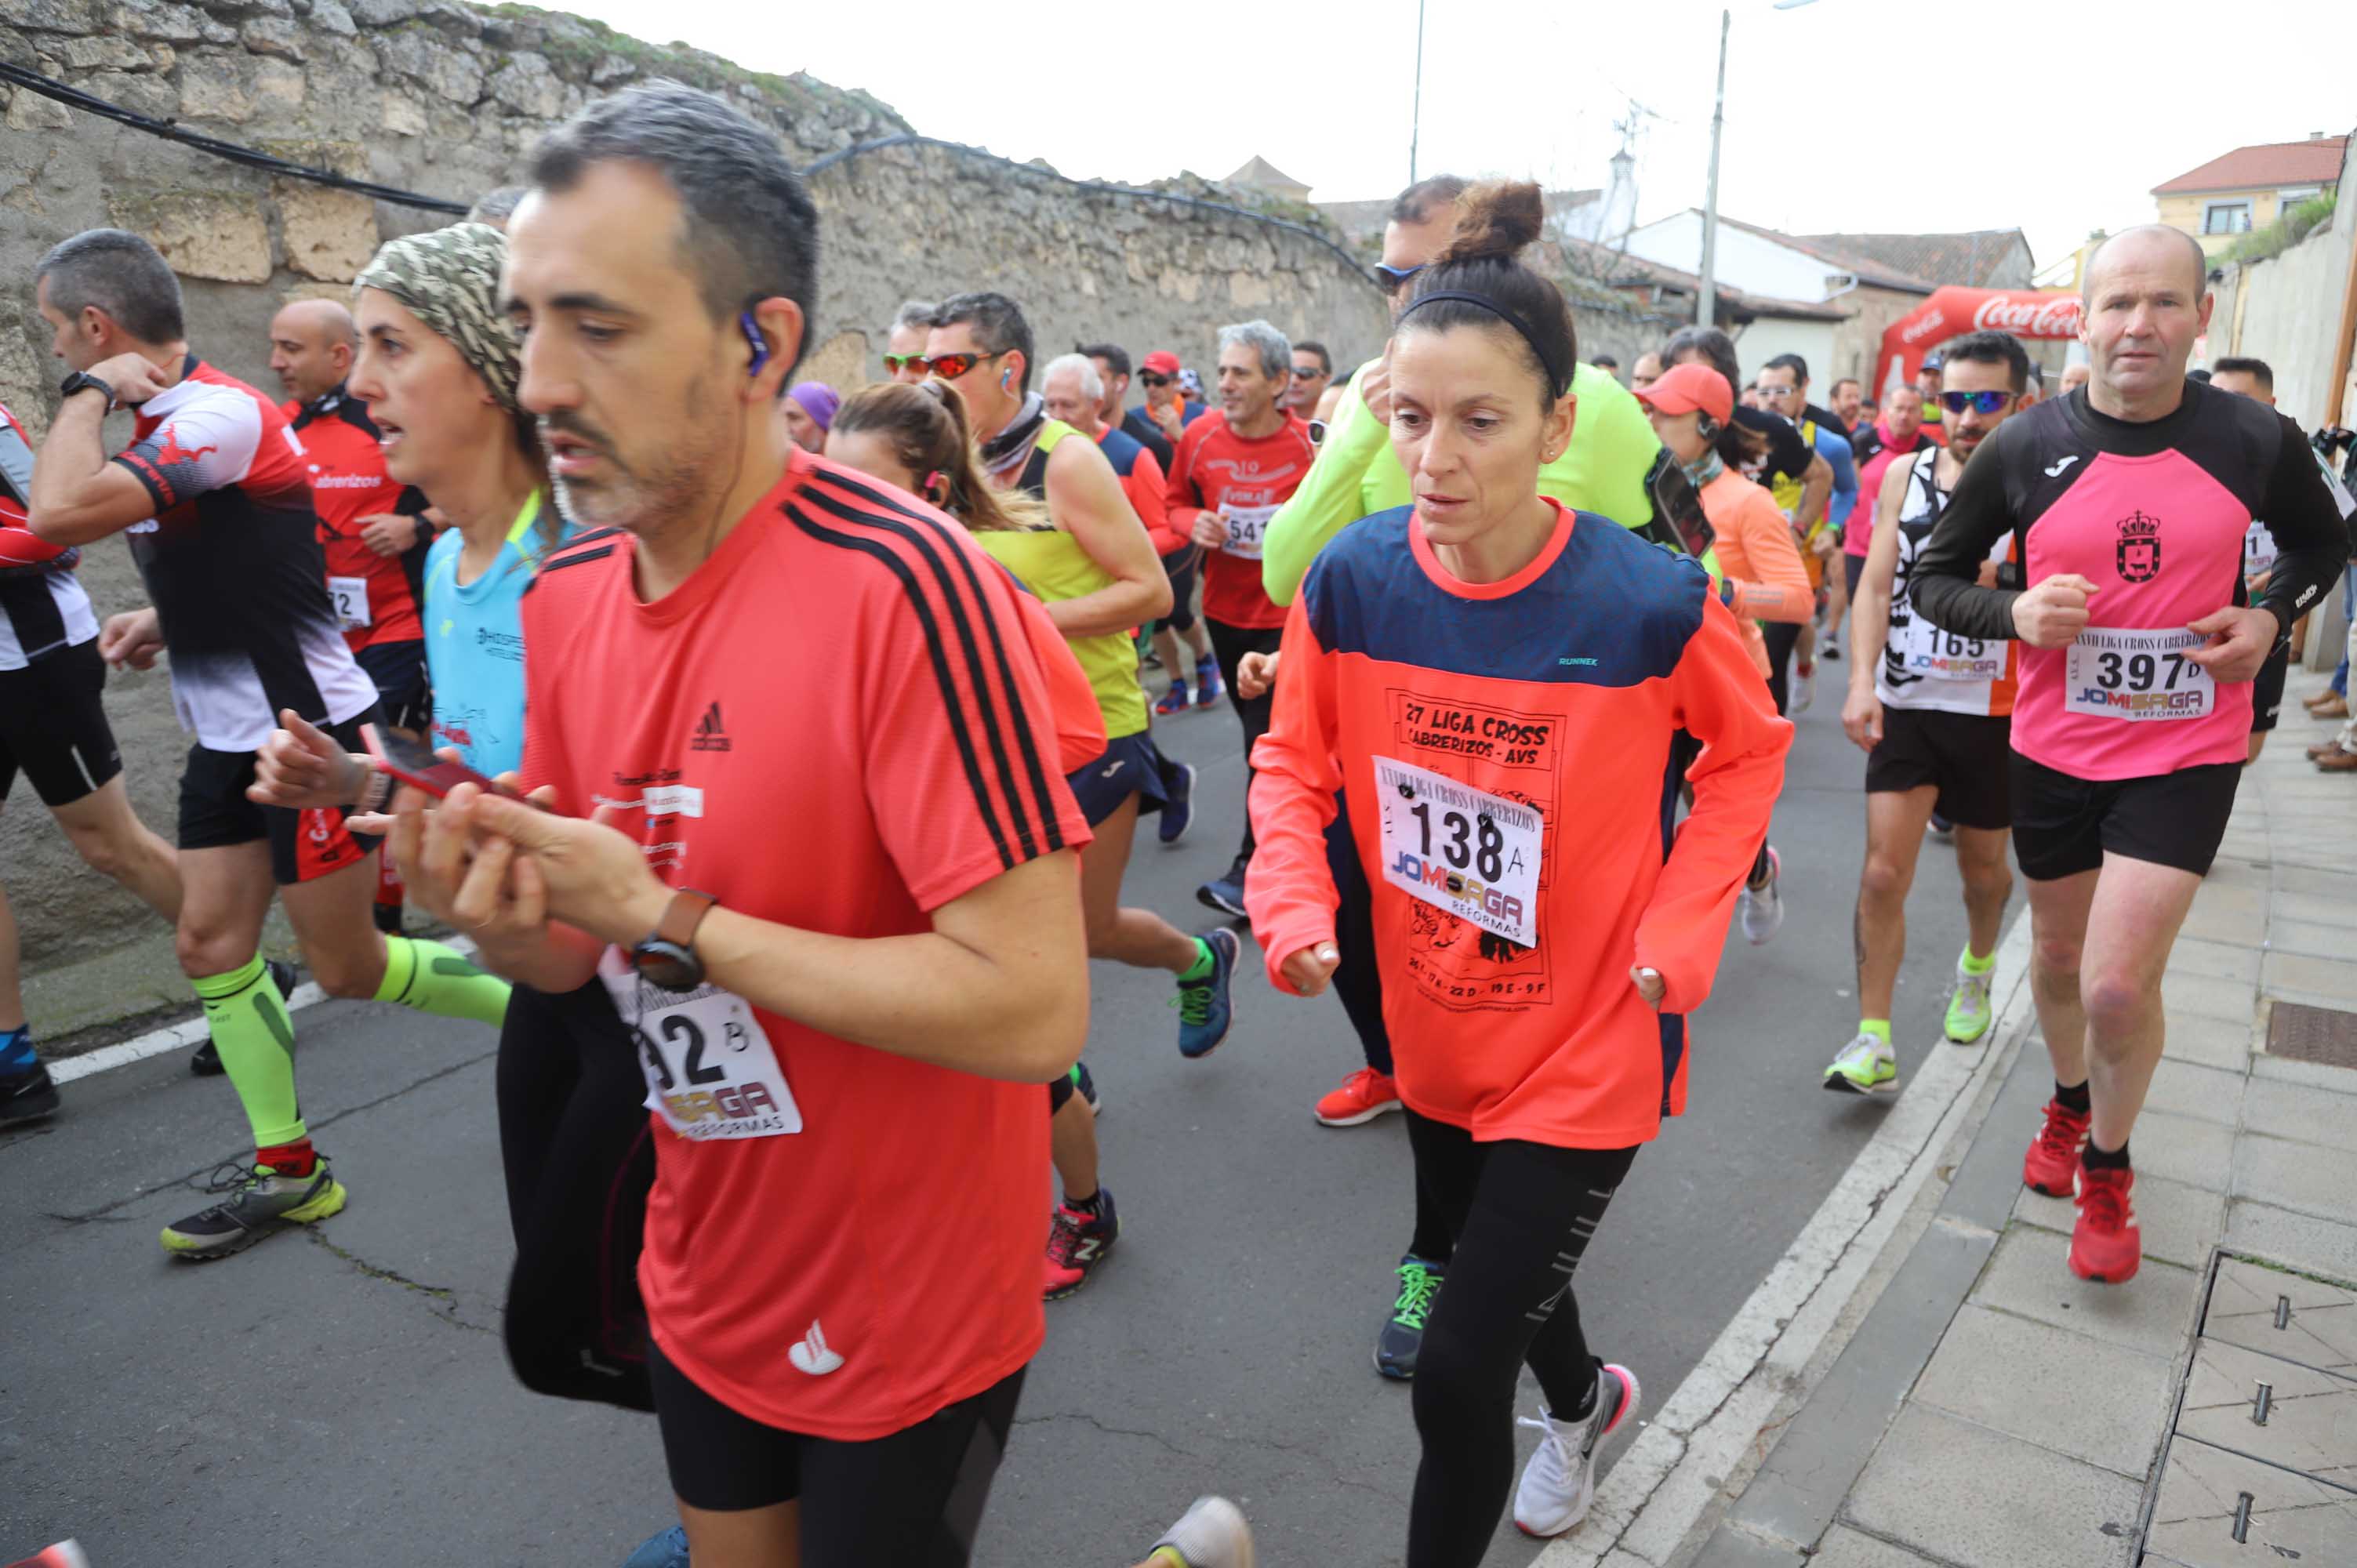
[0,0,1390,971]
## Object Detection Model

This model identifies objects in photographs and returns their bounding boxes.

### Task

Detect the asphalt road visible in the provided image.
[0,660,2008,1568]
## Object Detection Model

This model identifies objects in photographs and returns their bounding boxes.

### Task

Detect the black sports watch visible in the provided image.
[59,370,116,408]
[631,888,718,993]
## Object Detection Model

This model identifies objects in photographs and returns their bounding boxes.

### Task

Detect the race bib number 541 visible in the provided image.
[601,951,803,1139]
[2065,626,2214,722]
[1222,503,1276,560]
[1373,754,1542,947]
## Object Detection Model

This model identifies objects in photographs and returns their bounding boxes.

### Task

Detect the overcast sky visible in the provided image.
[564,0,2353,275]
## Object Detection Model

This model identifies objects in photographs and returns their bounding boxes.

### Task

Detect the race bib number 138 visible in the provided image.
[1372,754,1542,948]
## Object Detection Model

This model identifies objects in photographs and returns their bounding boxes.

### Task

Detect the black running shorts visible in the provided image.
[2250,642,2289,735]
[1063,731,1171,828]
[0,639,121,808]
[1865,706,2013,831]
[2008,752,2241,881]
[178,707,383,884]
[648,1344,1023,1561]
[1157,545,1200,635]
[354,637,431,735]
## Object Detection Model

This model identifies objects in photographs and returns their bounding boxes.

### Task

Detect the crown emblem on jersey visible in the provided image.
[2115,510,2162,583]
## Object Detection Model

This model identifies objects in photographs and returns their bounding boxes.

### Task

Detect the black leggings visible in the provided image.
[1761,619,1802,717]
[1206,617,1285,869]
[1404,1112,1636,1568]
[496,979,659,1413]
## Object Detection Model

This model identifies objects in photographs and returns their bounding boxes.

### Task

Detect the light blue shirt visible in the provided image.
[1811,419,1859,536]
[422,494,571,777]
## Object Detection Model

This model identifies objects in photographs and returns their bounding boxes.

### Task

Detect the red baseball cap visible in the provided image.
[1635,361,1734,426]
[1140,350,1182,376]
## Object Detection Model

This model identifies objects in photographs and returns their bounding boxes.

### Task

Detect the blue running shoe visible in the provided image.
[1197,861,1248,919]
[620,1525,688,1568]
[1155,682,1192,717]
[1175,928,1239,1058]
[1159,760,1197,845]
[1193,652,1225,706]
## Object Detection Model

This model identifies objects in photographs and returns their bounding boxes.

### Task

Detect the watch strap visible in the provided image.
[61,371,116,407]
[656,888,718,953]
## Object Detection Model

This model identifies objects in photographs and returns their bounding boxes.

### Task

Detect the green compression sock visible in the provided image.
[194,956,303,1149]
[1959,946,1996,975]
[1858,1018,1892,1044]
[1178,938,1217,983]
[375,936,512,1027]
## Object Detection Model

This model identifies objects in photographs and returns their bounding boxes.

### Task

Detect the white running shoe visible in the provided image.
[1740,848,1784,946]
[1514,1363,1642,1538]
[1789,661,1816,715]
[1149,1496,1254,1568]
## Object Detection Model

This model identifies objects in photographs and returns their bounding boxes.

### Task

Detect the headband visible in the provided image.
[1396,287,1569,401]
[354,222,520,412]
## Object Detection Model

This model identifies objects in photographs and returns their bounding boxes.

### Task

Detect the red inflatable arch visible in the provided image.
[1873,287,2083,397]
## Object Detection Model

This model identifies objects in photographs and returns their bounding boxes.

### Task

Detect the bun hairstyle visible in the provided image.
[830,380,1049,534]
[1395,180,1578,409]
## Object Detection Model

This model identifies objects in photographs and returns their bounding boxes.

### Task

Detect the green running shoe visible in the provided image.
[1946,958,1996,1044]
[1823,1034,1899,1095]
[161,1157,347,1261]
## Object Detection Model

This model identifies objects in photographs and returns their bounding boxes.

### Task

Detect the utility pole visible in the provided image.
[1409,0,1425,183]
[1698,9,1729,327]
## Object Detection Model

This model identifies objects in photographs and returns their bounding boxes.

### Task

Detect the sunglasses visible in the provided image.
[1291,365,1327,379]
[1374,262,1428,289]
[924,350,1008,379]
[1757,383,1798,401]
[1939,390,2016,415]
[882,353,927,372]
[1139,371,1172,388]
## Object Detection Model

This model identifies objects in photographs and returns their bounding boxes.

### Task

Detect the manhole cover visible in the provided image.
[2268,1002,2357,1070]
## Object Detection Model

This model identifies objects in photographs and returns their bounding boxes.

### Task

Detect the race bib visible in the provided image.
[1222,503,1276,560]
[1894,614,2005,681]
[2064,627,2214,722]
[327,574,371,630]
[2243,521,2276,580]
[1372,754,1542,949]
[601,952,803,1140]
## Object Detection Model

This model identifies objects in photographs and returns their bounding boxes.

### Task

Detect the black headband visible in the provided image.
[1396,287,1569,401]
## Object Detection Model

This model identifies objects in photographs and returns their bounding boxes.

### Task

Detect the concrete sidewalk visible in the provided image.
[1681,672,2357,1568]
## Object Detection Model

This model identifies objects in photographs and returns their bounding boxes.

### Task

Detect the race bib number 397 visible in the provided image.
[2064,626,2214,722]
[1372,754,1542,948]
[601,952,803,1140]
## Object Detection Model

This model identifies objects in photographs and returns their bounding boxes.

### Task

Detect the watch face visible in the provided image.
[634,939,703,993]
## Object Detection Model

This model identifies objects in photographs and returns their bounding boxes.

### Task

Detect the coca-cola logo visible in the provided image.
[1970,294,2082,336]
[1900,310,1948,345]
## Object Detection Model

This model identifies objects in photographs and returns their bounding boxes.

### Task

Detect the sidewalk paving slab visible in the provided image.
[2017,1175,2225,1271]
[2159,1014,2257,1073]
[2141,1435,2357,1566]
[2233,1131,2357,1224]
[1908,1301,2176,1476]
[1807,1528,1939,1568]
[2123,1110,2235,1194]
[1843,1404,2143,1568]
[2141,1058,2246,1127]
[1966,1225,2203,1361]
[2238,1075,2357,1151]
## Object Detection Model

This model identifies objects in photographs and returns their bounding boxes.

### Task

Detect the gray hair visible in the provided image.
[466,185,528,225]
[529,81,819,333]
[1038,352,1104,401]
[1218,318,1291,383]
[892,298,938,334]
[35,228,185,344]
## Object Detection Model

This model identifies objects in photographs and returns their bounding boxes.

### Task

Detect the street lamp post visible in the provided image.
[1409,0,1425,183]
[1698,8,1728,328]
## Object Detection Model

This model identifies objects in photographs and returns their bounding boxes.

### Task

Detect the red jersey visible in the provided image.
[283,390,429,648]
[1166,410,1317,630]
[1247,503,1790,1148]
[519,447,1091,1439]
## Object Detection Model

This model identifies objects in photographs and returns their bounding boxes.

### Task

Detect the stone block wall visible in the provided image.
[0,0,1389,971]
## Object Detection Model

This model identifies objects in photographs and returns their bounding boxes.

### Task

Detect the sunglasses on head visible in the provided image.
[1939,390,2015,415]
[923,350,1001,379]
[882,353,926,372]
[1138,371,1171,388]
[1374,262,1429,289]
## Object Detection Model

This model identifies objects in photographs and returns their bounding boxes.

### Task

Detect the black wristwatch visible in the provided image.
[59,371,116,408]
[631,888,718,992]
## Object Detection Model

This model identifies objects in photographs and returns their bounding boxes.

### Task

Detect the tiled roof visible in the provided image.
[1224,154,1309,193]
[2152,136,2348,196]
[1795,230,2030,289]
[1700,212,1935,294]
[1554,234,1848,321]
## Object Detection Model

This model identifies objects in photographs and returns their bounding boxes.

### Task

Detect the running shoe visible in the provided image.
[1043,1186,1120,1300]
[1945,956,1996,1044]
[1197,861,1248,919]
[1,1061,60,1127]
[1193,652,1225,706]
[5,1543,92,1568]
[1513,1362,1642,1537]
[1159,760,1197,845]
[190,959,300,1077]
[1789,660,1816,715]
[1927,812,1954,840]
[1821,635,1841,662]
[1074,1058,1102,1113]
[1314,1066,1402,1127]
[618,1526,688,1568]
[2022,1098,2091,1196]
[1148,1496,1254,1568]
[159,1156,347,1261]
[1739,848,1784,946]
[1375,1256,1444,1381]
[1174,929,1239,1058]
[1156,683,1192,717]
[2069,1163,2141,1284]
[1821,1033,1898,1095]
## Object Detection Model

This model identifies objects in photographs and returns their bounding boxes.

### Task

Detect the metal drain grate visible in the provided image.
[2267,1001,2357,1070]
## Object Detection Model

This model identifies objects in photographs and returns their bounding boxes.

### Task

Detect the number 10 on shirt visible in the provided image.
[1374,755,1544,949]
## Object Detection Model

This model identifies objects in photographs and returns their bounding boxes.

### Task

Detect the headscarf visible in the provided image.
[786,382,840,434]
[353,221,520,412]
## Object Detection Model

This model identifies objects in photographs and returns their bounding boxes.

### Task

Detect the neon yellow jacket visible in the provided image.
[1262,359,1665,606]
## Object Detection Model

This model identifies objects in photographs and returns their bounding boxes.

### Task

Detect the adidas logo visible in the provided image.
[690,700,732,753]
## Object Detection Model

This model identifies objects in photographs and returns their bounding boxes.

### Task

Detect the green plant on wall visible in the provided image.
[2221,189,2339,266]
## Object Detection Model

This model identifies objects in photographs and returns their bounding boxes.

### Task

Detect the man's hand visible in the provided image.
[1280,940,1341,998]
[1360,347,1394,425]
[1630,966,1666,1010]
[1841,683,1884,753]
[86,353,176,407]
[2185,605,2281,683]
[1236,649,1280,700]
[247,710,369,809]
[98,607,165,670]
[1148,398,1184,441]
[358,512,422,557]
[387,782,551,948]
[465,790,670,949]
[1191,510,1228,551]
[1975,558,2002,589]
[2010,574,2097,648]
[1810,528,1840,561]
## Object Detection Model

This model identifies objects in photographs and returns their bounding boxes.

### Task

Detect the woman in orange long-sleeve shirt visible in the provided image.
[1244,183,1791,1565]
